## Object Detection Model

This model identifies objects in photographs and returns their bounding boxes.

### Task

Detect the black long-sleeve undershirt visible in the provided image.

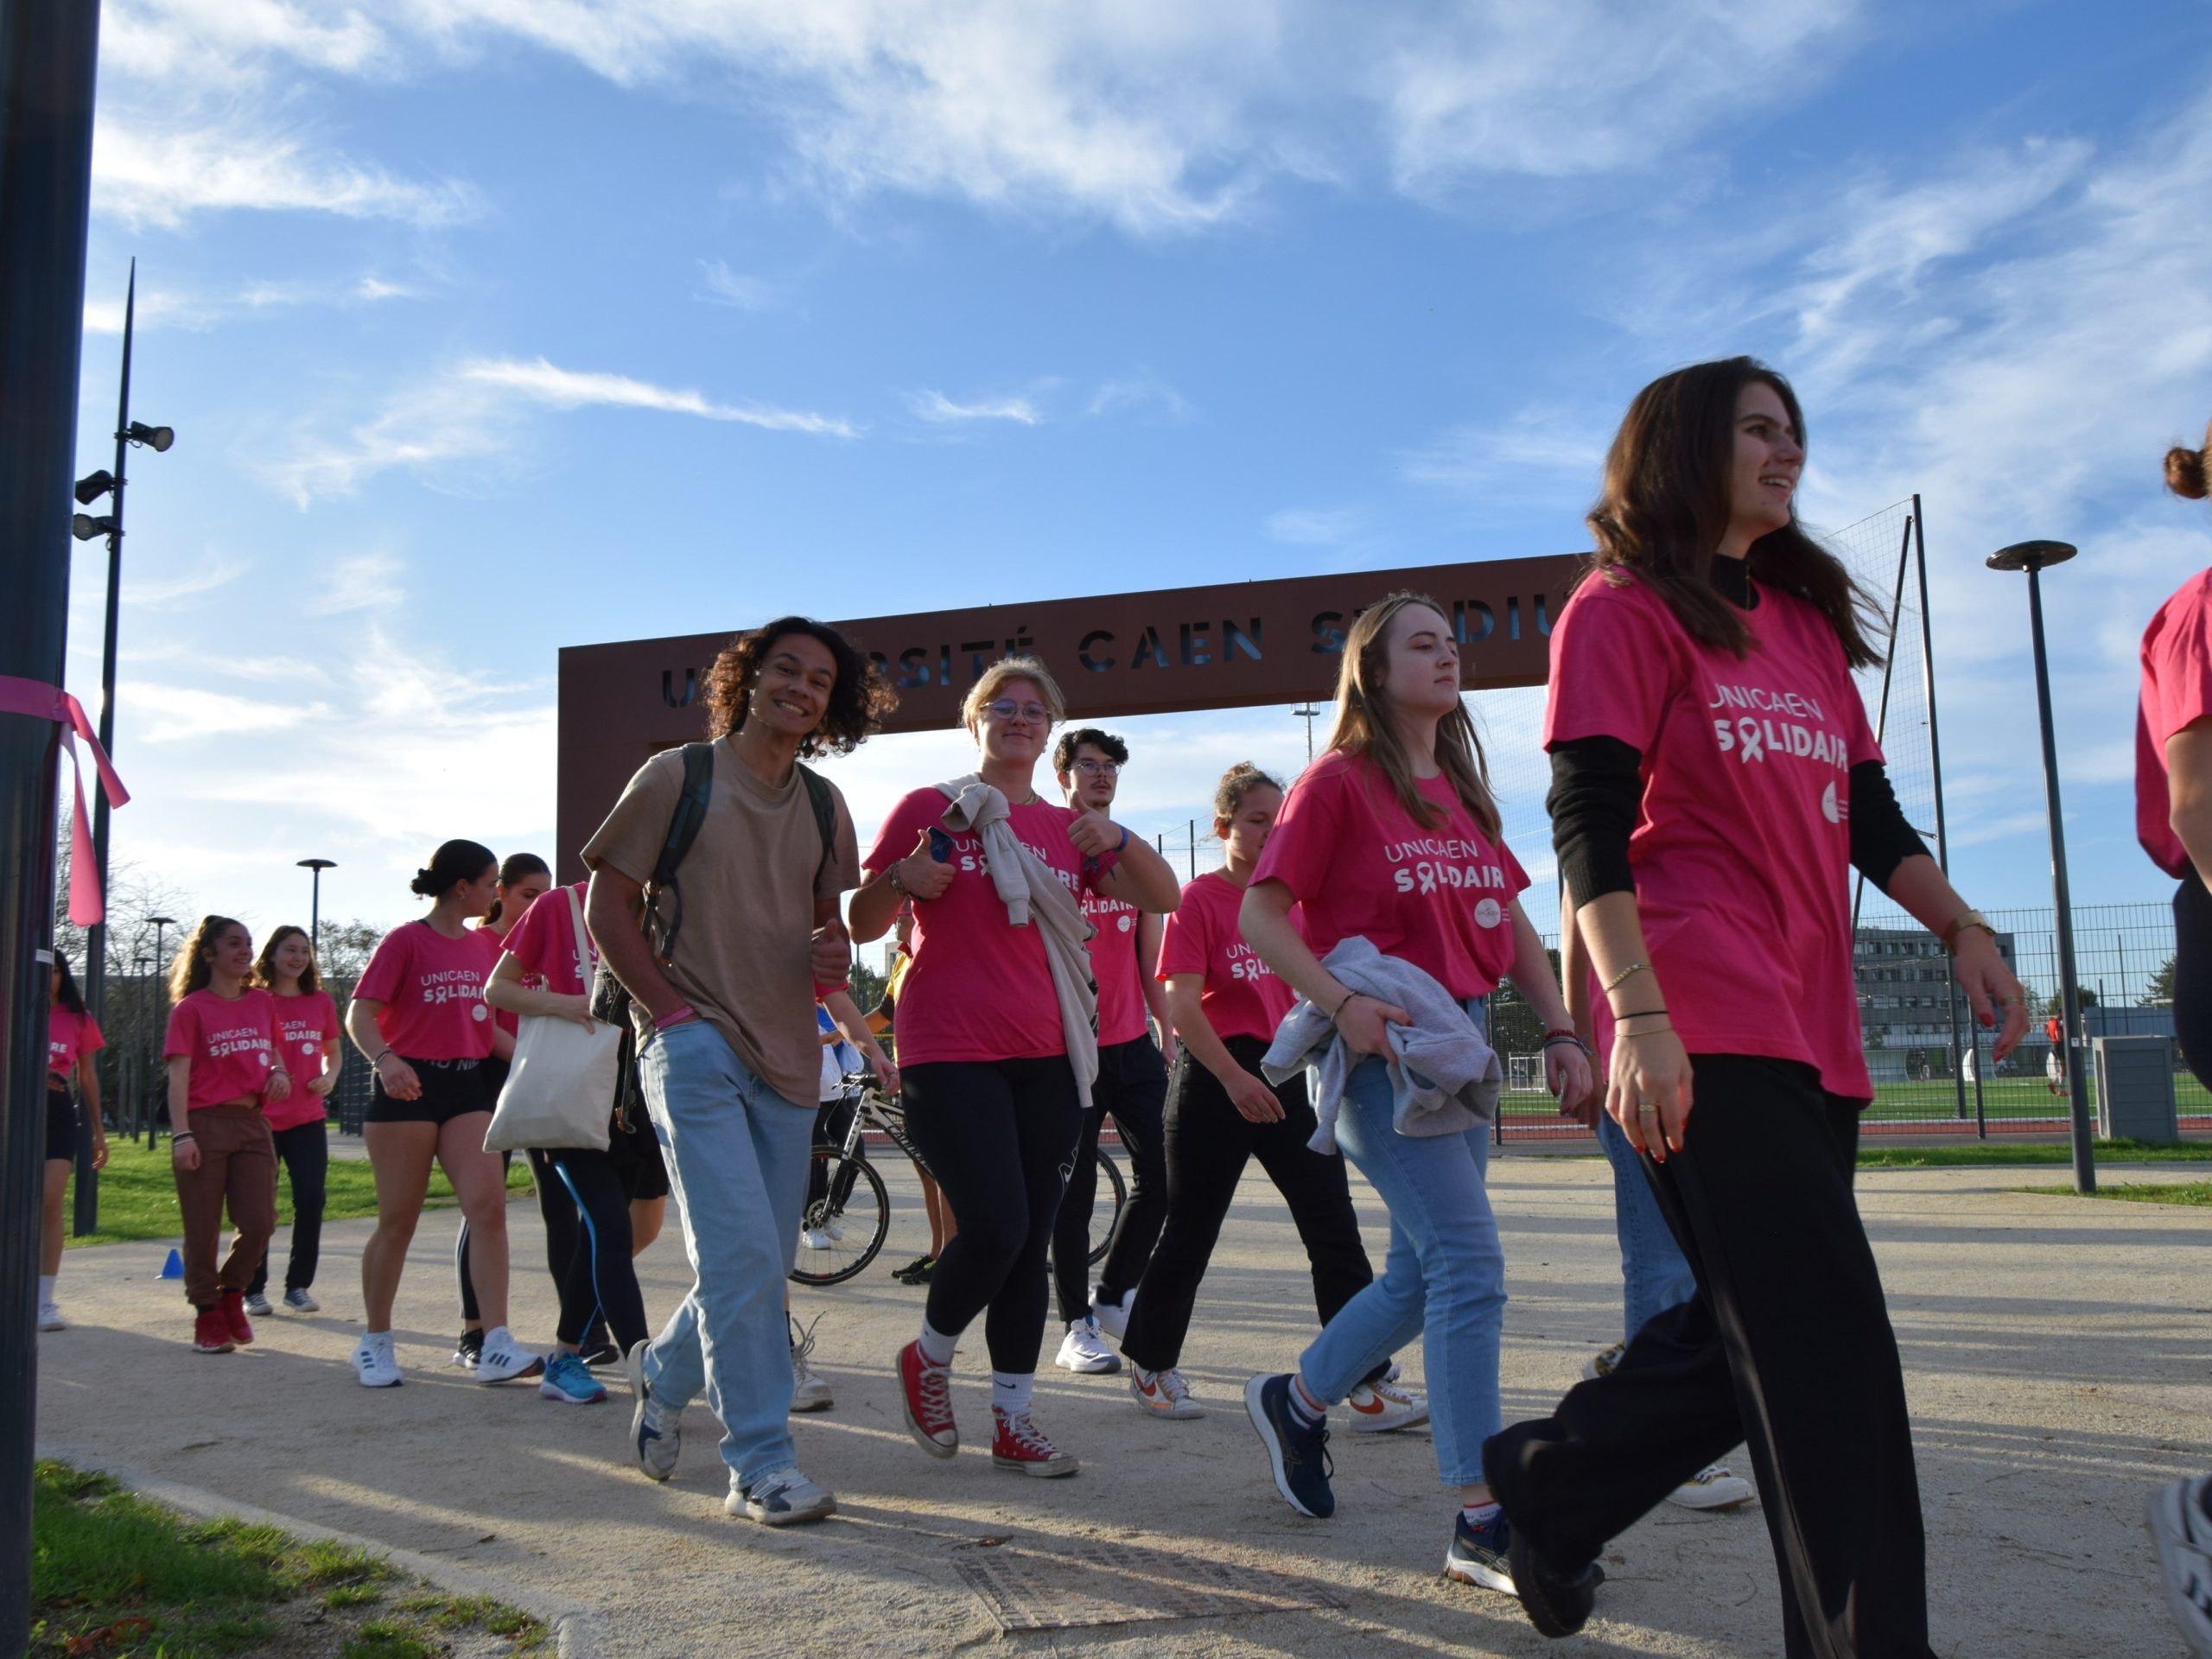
[1548,561,1929,905]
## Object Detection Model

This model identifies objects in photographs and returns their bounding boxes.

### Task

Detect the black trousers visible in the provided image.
[1121,1036,1377,1376]
[2174,875,2212,1090]
[1052,1034,1169,1324]
[248,1121,329,1296]
[1484,1055,1932,1659]
[903,1055,1084,1375]
[534,1146,650,1353]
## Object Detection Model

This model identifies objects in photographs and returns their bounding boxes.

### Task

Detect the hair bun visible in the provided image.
[2167,444,2209,501]
[408,868,438,897]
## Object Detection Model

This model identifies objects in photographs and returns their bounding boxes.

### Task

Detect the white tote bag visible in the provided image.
[485,886,623,1152]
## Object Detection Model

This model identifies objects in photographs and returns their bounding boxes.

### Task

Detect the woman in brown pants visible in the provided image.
[162,916,288,1354]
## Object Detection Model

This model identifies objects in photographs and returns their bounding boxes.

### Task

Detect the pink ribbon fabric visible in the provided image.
[0,674,130,925]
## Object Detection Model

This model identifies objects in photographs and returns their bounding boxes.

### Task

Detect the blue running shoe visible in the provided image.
[539,1351,607,1406]
[1243,1374,1334,1518]
[1445,1509,1516,1593]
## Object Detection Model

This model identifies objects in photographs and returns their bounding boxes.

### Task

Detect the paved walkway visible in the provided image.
[34,1156,2209,1657]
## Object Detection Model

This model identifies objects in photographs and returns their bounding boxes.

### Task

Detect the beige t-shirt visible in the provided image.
[582,738,860,1112]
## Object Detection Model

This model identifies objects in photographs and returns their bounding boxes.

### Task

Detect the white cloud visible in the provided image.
[125,556,251,607]
[103,0,396,84]
[461,356,858,435]
[131,682,331,742]
[1265,506,1362,546]
[1401,404,1610,505]
[262,355,856,504]
[906,389,1044,425]
[1087,368,1193,422]
[92,113,480,230]
[696,259,778,310]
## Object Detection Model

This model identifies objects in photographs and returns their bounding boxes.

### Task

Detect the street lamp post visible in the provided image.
[1986,540,2096,1194]
[298,859,335,966]
[146,915,175,1148]
[1292,703,1319,767]
[130,952,150,1140]
[69,259,174,1231]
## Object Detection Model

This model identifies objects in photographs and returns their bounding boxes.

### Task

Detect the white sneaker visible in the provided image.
[728,1465,836,1526]
[1129,1366,1205,1420]
[1668,1463,1757,1510]
[282,1287,321,1313]
[1345,1365,1429,1433]
[1091,1287,1135,1342]
[790,1315,833,1413]
[244,1292,274,1318]
[37,1302,65,1333]
[474,1327,544,1385]
[1054,1317,1121,1375]
[800,1227,835,1252]
[353,1333,403,1389]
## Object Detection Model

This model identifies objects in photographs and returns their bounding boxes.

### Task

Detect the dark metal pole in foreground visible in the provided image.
[0,6,104,1652]
[301,859,335,966]
[1911,498,1979,1132]
[1988,540,2095,1192]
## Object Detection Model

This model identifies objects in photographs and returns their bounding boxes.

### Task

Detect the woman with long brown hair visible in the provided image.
[1238,592,1590,1590]
[162,917,286,1354]
[244,925,340,1316]
[1484,357,2024,1652]
[41,954,107,1332]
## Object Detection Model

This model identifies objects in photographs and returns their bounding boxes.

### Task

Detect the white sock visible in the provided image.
[1288,1374,1326,1424]
[917,1319,957,1367]
[38,1275,55,1305]
[991,1370,1033,1417]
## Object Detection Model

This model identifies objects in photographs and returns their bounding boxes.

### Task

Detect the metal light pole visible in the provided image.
[1292,702,1319,767]
[147,914,175,1147]
[0,5,104,1649]
[130,952,149,1140]
[69,259,173,1234]
[299,859,335,965]
[1987,540,2095,1193]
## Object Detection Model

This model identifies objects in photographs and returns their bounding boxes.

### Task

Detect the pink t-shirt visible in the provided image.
[48,1007,103,1077]
[471,922,521,1038]
[1545,570,1880,1099]
[1158,869,1299,1043]
[163,988,280,1112]
[864,790,1112,1065]
[502,880,593,997]
[264,989,340,1132]
[1252,750,1529,1000]
[2137,569,2212,880]
[354,919,497,1062]
[1083,888,1151,1047]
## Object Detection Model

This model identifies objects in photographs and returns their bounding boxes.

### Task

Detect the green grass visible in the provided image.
[31,1460,544,1657]
[1497,1071,2212,1124]
[64,1135,536,1249]
[2019,1179,2212,1205]
[1857,1137,2212,1168]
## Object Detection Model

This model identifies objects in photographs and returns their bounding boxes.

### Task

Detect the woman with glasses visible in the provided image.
[850,658,1180,1478]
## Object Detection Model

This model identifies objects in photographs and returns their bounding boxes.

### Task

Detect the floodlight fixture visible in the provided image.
[124,421,174,453]
[72,513,116,542]
[73,469,115,505]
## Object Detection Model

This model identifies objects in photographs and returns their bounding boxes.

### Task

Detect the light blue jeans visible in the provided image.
[637,1020,815,1490]
[1299,1011,1506,1487]
[1596,1109,1697,1341]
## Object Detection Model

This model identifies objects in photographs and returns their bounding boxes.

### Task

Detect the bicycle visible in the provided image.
[791,1071,1125,1287]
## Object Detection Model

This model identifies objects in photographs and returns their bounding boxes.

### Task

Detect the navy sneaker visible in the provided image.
[1445,1508,1516,1593]
[1506,1517,1604,1637]
[727,1465,836,1527]
[1243,1374,1334,1519]
[626,1338,680,1481]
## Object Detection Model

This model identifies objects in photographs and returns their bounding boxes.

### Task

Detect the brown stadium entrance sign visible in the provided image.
[556,552,1581,874]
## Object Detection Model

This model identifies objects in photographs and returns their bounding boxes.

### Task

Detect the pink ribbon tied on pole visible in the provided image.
[0,673,130,925]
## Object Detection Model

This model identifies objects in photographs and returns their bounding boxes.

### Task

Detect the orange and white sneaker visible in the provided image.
[990,1409,1078,1478]
[1345,1365,1428,1433]
[1129,1365,1206,1420]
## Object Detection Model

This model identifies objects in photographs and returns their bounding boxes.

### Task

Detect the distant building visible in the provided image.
[1853,925,2016,1065]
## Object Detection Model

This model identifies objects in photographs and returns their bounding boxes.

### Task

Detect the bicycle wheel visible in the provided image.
[791,1153,889,1287]
[1086,1145,1127,1267]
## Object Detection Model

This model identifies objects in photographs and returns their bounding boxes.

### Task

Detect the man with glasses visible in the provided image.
[1050,728,1173,1374]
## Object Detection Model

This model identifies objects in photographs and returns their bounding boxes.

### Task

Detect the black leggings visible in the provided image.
[248,1121,329,1296]
[2174,875,2212,1090]
[1052,1035,1168,1324]
[458,1148,577,1326]
[531,1146,650,1352]
[1122,1036,1378,1376]
[1485,1056,1930,1659]
[902,1054,1084,1374]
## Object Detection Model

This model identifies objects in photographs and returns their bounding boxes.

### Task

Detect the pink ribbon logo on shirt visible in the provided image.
[0,675,130,925]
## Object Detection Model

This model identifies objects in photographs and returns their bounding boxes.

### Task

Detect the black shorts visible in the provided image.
[46,1077,78,1162]
[607,1102,670,1202]
[365,1057,493,1127]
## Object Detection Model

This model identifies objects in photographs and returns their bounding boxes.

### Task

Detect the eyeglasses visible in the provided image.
[1071,760,1121,776]
[985,699,1050,723]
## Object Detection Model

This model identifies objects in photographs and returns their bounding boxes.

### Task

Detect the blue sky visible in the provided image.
[66,0,2212,964]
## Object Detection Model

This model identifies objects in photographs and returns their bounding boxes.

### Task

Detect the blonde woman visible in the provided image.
[850,657,1179,1478]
